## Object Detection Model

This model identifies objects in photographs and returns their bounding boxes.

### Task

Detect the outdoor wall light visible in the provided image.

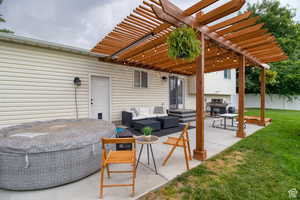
[73,77,81,87]
[161,76,168,81]
[73,77,81,120]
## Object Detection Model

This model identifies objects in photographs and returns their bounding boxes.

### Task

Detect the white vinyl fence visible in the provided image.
[245,94,300,111]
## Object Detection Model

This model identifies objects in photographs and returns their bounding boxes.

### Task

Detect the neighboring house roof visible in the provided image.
[0,33,107,58]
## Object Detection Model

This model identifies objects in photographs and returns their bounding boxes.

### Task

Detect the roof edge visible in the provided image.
[0,33,108,58]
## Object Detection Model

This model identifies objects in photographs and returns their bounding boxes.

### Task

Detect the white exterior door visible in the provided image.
[91,76,110,120]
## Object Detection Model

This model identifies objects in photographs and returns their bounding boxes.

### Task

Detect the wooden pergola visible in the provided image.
[92,0,287,160]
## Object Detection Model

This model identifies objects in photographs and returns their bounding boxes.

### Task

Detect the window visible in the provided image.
[224,69,231,80]
[134,70,148,88]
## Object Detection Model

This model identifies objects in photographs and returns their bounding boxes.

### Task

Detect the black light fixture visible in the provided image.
[73,77,81,120]
[161,76,168,81]
[73,77,81,87]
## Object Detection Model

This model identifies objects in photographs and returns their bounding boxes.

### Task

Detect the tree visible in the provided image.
[244,0,300,99]
[269,61,300,99]
[0,0,13,34]
[246,0,300,57]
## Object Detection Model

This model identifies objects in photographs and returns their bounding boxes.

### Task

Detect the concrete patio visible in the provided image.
[0,118,263,200]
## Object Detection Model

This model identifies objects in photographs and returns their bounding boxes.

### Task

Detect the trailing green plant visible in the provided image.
[142,126,153,136]
[167,26,201,61]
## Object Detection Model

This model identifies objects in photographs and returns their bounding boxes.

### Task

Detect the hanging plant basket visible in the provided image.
[167,25,201,61]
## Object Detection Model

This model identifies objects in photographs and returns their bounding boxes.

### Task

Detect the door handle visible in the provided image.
[91,98,94,105]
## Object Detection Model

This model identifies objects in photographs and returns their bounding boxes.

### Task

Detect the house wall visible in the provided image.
[0,40,172,127]
[184,70,237,110]
[204,70,236,95]
[0,40,237,127]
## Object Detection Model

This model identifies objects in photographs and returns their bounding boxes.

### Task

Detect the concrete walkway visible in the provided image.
[0,118,262,200]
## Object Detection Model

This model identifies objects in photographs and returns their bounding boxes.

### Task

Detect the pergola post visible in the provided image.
[193,33,207,161]
[260,68,266,126]
[237,55,246,138]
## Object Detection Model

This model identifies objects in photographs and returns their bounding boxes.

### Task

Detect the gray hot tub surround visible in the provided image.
[0,119,116,191]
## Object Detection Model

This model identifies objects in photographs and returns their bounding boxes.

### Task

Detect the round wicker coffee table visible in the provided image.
[135,135,159,174]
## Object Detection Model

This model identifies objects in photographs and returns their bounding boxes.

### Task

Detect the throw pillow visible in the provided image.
[153,106,164,114]
[139,107,149,115]
[130,108,139,117]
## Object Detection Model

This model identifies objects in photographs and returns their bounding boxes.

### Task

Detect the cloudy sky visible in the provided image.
[0,0,299,50]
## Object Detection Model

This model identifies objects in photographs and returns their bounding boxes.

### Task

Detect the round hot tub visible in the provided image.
[0,119,116,190]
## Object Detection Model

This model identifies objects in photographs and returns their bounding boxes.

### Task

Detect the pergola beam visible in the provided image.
[216,16,260,36]
[194,33,207,161]
[93,0,287,74]
[208,11,252,32]
[224,24,265,40]
[237,55,246,138]
[249,47,281,55]
[235,34,273,46]
[183,0,220,16]
[260,68,266,126]
[229,29,268,43]
[152,0,270,69]
[194,0,245,25]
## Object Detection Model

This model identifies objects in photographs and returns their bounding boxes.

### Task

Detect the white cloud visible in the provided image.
[0,0,141,49]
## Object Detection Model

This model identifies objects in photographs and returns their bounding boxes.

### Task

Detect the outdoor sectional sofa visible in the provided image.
[0,119,115,190]
[122,106,168,127]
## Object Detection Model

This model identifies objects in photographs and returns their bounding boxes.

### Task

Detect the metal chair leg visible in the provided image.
[136,144,144,169]
[149,144,158,174]
[147,144,150,165]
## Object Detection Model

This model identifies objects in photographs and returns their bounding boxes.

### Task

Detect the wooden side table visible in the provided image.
[135,135,159,175]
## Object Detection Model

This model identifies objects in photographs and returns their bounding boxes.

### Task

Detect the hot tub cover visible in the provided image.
[0,119,116,154]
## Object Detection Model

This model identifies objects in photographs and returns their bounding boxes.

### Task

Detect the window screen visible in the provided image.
[224,69,231,80]
[134,70,141,88]
[134,70,148,88]
[141,71,148,88]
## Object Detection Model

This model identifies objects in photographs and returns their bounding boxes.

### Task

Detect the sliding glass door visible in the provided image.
[169,76,184,110]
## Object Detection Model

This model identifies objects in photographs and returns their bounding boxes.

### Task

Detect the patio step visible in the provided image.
[168,112,196,118]
[168,109,196,114]
[179,117,196,123]
[169,109,196,123]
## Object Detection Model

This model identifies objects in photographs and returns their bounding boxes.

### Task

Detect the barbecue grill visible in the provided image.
[206,99,228,116]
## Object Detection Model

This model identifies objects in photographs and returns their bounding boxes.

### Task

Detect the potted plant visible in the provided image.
[142,126,153,140]
[167,25,201,61]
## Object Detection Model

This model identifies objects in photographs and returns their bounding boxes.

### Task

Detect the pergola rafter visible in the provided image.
[92,0,286,75]
[91,0,288,161]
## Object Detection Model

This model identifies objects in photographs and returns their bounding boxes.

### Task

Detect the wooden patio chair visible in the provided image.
[162,123,192,170]
[100,138,136,199]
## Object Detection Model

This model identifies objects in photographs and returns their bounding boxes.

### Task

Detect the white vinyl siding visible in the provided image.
[0,39,236,127]
[0,41,171,127]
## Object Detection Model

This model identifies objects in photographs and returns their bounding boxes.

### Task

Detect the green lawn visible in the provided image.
[141,109,300,200]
